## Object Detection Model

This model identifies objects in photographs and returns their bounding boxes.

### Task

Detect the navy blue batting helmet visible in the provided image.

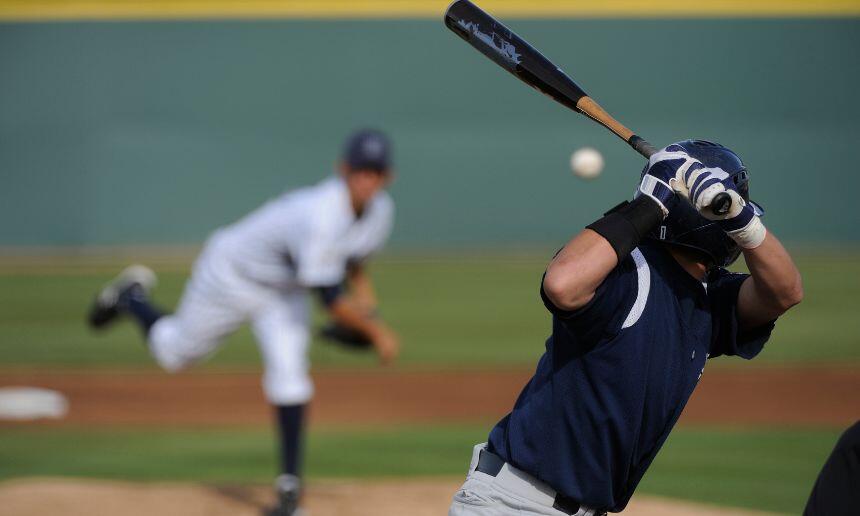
[643,139,764,268]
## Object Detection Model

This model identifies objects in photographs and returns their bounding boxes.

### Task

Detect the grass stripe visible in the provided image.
[1,253,858,367]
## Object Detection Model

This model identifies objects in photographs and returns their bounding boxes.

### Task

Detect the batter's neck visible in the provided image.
[666,246,708,281]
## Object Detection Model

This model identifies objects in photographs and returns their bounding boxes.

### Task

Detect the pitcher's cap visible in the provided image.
[343,129,391,172]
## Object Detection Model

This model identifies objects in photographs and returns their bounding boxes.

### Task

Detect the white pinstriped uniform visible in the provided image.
[149,176,393,404]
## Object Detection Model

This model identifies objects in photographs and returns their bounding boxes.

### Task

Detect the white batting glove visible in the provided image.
[675,147,767,249]
[702,188,766,249]
[638,145,701,217]
[643,144,766,249]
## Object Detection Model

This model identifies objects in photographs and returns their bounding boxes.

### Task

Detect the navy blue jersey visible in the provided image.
[487,241,775,512]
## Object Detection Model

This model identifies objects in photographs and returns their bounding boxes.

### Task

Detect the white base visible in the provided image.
[0,387,69,420]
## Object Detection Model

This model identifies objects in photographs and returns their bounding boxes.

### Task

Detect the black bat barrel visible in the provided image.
[444,0,733,217]
[444,0,589,113]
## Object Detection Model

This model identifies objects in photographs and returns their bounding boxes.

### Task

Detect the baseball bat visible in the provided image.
[443,0,732,216]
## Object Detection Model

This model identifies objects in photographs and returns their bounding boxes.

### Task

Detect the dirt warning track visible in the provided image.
[0,365,857,427]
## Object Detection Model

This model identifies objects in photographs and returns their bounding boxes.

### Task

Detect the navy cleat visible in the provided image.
[264,474,304,516]
[87,265,157,329]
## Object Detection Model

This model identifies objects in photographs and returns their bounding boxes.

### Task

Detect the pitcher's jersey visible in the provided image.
[487,241,776,513]
[210,176,393,289]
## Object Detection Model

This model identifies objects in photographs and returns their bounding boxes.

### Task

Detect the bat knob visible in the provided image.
[710,192,732,217]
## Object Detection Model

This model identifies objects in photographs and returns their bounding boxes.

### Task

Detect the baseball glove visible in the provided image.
[319,323,373,350]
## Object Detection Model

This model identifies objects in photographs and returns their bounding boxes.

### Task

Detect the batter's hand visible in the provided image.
[674,148,767,249]
[703,188,766,249]
[638,145,701,217]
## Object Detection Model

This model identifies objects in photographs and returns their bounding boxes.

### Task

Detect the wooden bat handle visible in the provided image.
[575,96,634,141]
[576,96,732,215]
[576,96,658,158]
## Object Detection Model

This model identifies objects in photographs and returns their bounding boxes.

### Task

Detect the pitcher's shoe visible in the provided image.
[88,265,157,329]
[264,474,304,516]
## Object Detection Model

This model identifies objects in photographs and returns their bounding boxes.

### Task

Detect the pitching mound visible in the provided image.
[0,477,776,515]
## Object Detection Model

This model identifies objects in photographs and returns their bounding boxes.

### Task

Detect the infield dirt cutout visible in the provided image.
[1,365,858,427]
[0,477,778,516]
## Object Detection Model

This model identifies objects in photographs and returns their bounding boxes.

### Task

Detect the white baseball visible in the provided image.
[570,147,604,179]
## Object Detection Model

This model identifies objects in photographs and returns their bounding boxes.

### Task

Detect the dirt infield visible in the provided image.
[0,478,778,516]
[1,365,858,427]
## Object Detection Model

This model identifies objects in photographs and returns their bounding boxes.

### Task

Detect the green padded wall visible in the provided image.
[1,19,858,247]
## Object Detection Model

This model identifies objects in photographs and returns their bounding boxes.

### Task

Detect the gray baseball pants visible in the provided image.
[449,443,602,516]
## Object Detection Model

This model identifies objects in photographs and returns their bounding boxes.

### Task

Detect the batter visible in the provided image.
[449,140,803,515]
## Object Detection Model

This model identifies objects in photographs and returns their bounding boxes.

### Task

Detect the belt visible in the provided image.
[475,449,606,516]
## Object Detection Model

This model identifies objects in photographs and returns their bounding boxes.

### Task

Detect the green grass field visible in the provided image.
[1,251,858,368]
[1,251,857,514]
[0,424,842,514]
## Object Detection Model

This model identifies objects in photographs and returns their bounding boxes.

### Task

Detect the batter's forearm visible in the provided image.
[544,196,663,312]
[738,231,803,328]
[543,230,618,311]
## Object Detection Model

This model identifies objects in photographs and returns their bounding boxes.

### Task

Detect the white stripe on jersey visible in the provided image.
[622,248,650,329]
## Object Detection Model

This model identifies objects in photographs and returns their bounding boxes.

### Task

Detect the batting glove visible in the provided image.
[637,145,701,217]
[695,182,766,249]
[640,144,766,249]
[677,149,767,249]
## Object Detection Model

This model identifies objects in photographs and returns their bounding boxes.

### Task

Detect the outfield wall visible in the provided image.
[1,17,858,247]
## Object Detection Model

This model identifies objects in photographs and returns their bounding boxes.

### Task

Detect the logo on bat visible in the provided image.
[456,20,521,64]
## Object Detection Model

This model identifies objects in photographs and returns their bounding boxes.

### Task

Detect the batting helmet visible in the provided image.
[644,139,764,268]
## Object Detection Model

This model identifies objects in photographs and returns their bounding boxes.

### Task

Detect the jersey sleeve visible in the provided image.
[348,193,395,263]
[540,253,638,348]
[293,210,348,288]
[707,268,775,359]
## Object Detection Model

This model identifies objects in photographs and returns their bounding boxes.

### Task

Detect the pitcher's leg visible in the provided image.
[88,252,249,373]
[252,292,312,516]
[146,271,246,372]
[88,265,161,333]
[252,292,313,405]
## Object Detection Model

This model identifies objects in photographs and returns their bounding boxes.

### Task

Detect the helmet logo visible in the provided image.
[659,225,667,240]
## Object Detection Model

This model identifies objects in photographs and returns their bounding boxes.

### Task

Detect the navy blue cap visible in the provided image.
[343,129,391,172]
